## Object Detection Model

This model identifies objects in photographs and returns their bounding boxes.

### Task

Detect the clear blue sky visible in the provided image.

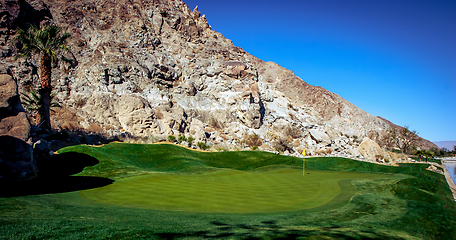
[183,0,456,142]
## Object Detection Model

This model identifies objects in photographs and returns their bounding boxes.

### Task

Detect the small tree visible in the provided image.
[242,134,263,148]
[168,135,176,143]
[385,125,420,154]
[197,141,210,150]
[177,135,187,144]
[414,149,425,162]
[187,136,195,145]
[423,150,434,162]
[272,136,293,153]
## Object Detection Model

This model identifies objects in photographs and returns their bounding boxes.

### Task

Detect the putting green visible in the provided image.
[80,169,387,213]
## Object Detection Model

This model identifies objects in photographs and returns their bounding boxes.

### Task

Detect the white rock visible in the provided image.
[309,129,331,144]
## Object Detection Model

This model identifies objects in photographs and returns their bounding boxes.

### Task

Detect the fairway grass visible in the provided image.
[80,169,389,213]
[1,142,455,239]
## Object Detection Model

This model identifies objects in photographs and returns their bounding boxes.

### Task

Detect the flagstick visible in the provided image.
[302,149,306,176]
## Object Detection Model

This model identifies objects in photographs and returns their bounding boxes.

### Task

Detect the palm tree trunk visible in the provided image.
[35,112,42,126]
[40,54,52,130]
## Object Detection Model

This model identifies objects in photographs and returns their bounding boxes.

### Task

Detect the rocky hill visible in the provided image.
[0,0,431,159]
[377,117,438,150]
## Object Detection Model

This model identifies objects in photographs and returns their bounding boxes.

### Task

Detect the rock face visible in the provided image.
[0,74,36,180]
[358,137,385,162]
[0,0,431,160]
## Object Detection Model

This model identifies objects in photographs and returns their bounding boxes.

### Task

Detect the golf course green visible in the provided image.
[80,169,387,213]
[1,142,455,239]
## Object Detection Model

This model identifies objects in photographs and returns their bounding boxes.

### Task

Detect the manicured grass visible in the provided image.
[80,169,388,213]
[0,142,455,239]
[56,142,305,178]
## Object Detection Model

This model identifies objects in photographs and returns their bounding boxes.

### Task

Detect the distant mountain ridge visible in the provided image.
[433,141,456,150]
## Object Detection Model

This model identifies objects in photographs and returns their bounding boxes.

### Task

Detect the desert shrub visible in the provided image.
[61,121,83,132]
[264,131,278,141]
[208,117,224,130]
[242,134,263,147]
[392,149,402,154]
[187,136,195,145]
[74,98,87,108]
[285,125,302,139]
[272,137,293,153]
[168,135,176,143]
[367,131,381,142]
[251,145,259,151]
[197,141,210,150]
[177,135,187,144]
[215,145,229,152]
[87,124,103,133]
[146,135,159,144]
[155,109,164,119]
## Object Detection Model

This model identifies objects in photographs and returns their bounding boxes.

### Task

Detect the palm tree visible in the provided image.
[21,89,61,126]
[414,149,425,162]
[423,150,434,163]
[14,24,71,130]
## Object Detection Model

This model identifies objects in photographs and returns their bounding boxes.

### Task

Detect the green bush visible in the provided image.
[392,149,402,154]
[215,145,229,152]
[187,137,195,145]
[177,135,187,144]
[251,145,259,151]
[197,141,210,150]
[168,135,176,143]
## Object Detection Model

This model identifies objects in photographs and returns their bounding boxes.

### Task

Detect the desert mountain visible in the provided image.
[0,0,432,158]
[433,141,456,151]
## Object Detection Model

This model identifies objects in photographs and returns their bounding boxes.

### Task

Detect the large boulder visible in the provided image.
[309,129,331,145]
[357,137,384,162]
[0,74,36,180]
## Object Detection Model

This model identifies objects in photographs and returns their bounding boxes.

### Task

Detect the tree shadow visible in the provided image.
[150,220,409,240]
[0,152,113,197]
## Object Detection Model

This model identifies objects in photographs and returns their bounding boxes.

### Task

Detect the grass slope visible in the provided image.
[57,142,305,178]
[0,142,455,239]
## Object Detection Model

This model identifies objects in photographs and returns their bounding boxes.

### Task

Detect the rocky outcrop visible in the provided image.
[0,0,432,162]
[0,74,36,180]
[358,137,385,162]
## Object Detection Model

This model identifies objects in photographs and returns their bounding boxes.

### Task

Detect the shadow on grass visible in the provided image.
[149,221,408,240]
[0,152,113,197]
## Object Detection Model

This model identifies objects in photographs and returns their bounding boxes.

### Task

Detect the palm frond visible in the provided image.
[20,89,42,113]
[21,88,61,114]
[60,55,74,65]
[14,24,71,63]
